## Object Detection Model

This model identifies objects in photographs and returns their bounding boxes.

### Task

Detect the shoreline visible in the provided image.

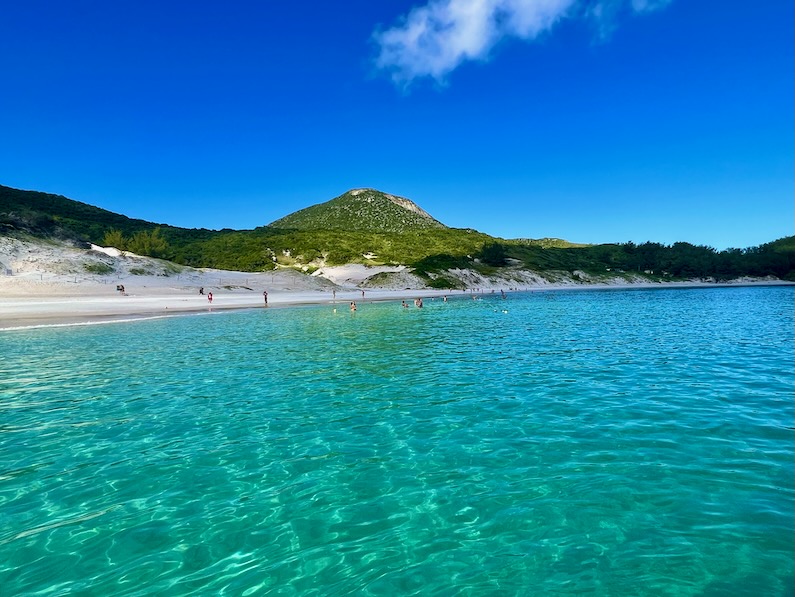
[0,287,460,331]
[1,279,791,331]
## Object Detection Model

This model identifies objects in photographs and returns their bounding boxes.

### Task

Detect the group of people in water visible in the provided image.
[194,287,508,312]
[349,296,431,312]
[400,298,424,308]
[349,291,510,313]
[400,300,419,308]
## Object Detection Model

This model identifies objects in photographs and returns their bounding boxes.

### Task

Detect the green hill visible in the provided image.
[0,184,166,240]
[1,183,793,284]
[269,188,446,233]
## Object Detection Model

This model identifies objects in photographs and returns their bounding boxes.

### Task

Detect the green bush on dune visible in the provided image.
[83,262,114,275]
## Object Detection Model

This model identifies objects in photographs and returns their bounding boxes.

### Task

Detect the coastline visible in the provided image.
[0,288,447,330]
[2,236,792,331]
[1,279,791,331]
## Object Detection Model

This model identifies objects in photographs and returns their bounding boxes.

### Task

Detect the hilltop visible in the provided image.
[269,188,446,233]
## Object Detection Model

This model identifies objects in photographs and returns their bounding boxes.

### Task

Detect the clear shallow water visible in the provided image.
[1,286,793,596]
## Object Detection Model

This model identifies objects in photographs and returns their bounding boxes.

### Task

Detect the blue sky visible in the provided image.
[1,0,792,249]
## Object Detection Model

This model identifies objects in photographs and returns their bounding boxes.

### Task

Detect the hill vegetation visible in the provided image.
[269,188,446,233]
[1,184,793,285]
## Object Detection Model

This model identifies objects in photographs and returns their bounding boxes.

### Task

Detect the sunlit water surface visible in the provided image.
[1,286,793,596]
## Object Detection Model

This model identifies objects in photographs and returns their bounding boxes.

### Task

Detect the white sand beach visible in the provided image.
[0,236,791,330]
[0,237,456,328]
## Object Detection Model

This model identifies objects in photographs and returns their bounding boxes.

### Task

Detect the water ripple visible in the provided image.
[0,286,792,595]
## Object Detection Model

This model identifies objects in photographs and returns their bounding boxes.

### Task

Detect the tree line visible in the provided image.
[479,238,795,281]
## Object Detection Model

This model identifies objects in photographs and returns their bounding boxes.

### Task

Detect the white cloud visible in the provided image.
[631,0,672,12]
[374,0,673,86]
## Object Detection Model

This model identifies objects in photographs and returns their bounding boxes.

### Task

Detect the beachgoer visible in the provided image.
[414,298,423,308]
[263,290,268,305]
[361,290,365,298]
[199,287,204,295]
[401,300,408,308]
[350,301,357,312]
[443,295,448,303]
[332,290,336,300]
[208,292,213,303]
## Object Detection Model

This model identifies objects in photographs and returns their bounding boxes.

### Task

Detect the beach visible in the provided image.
[2,272,791,330]
[0,286,459,330]
[0,241,454,328]
[0,237,438,328]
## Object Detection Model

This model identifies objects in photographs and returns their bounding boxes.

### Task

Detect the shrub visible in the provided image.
[83,262,114,275]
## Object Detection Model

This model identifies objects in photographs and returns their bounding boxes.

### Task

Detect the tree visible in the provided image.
[102,229,127,250]
[127,228,169,258]
[479,242,508,266]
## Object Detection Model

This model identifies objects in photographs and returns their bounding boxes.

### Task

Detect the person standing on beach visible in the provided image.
[208,292,213,303]
[263,290,268,305]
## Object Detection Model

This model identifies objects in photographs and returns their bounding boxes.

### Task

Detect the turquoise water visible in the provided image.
[1,286,793,596]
